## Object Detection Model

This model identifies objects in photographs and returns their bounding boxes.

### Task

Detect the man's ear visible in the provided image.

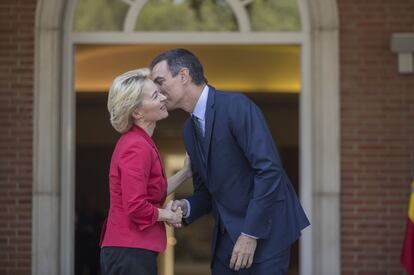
[132,108,143,120]
[180,68,190,84]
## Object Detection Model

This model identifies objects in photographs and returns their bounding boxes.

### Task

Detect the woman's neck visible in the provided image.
[135,121,156,137]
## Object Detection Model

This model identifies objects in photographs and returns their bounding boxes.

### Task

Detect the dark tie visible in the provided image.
[192,115,204,140]
[192,115,206,163]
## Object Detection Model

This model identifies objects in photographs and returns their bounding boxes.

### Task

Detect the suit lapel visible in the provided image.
[132,125,167,184]
[204,86,216,164]
[153,146,166,180]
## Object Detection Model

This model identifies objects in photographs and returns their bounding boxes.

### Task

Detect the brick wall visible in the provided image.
[339,0,414,274]
[1,0,414,274]
[0,1,36,274]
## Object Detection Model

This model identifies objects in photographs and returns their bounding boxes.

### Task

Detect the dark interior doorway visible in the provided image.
[74,91,299,275]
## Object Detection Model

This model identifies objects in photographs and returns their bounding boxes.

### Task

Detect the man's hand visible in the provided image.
[171,199,188,215]
[160,201,183,224]
[167,199,188,228]
[229,234,257,271]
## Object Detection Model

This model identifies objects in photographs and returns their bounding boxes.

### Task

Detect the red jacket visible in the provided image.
[100,125,167,252]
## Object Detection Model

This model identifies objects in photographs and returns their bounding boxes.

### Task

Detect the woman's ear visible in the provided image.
[132,108,143,120]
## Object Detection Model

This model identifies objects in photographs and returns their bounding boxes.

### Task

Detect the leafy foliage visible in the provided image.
[74,0,129,31]
[248,0,301,31]
[74,0,301,32]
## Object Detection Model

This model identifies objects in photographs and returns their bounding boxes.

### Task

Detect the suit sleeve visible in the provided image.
[119,142,159,231]
[229,95,284,239]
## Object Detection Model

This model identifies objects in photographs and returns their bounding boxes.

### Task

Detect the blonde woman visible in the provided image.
[100,68,191,275]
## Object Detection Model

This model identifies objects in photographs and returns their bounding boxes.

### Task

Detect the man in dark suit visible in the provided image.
[150,48,310,274]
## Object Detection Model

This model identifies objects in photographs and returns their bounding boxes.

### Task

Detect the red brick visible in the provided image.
[0,1,35,274]
[340,0,414,273]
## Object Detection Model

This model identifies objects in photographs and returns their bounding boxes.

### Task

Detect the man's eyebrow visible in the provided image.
[153,76,164,83]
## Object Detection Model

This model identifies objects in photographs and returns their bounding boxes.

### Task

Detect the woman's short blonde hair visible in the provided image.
[107,68,150,133]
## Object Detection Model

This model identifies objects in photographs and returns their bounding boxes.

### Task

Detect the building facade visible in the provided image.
[0,0,413,274]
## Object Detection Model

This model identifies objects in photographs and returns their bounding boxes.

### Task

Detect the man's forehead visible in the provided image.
[153,60,168,71]
[152,61,169,77]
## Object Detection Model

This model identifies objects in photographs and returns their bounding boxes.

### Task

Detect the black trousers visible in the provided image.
[100,247,158,275]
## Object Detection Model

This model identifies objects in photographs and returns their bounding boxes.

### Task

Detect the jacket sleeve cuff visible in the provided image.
[242,200,274,239]
[138,207,159,231]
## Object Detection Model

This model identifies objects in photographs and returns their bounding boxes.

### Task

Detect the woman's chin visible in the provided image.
[160,111,169,120]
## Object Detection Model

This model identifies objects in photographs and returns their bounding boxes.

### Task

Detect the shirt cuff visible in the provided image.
[241,232,258,239]
[183,199,191,218]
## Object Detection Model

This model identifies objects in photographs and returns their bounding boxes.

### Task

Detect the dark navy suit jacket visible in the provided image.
[183,86,310,263]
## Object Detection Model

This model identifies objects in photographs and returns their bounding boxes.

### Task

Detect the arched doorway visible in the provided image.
[33,0,340,274]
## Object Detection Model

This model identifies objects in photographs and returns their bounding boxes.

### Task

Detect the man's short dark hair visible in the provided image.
[150,48,207,85]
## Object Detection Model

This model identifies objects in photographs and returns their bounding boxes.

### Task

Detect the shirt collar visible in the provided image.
[191,85,209,121]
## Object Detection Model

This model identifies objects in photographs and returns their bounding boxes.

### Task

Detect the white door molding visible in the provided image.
[306,0,341,274]
[33,0,66,274]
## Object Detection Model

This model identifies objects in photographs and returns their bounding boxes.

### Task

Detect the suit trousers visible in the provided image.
[100,246,158,275]
[212,230,291,275]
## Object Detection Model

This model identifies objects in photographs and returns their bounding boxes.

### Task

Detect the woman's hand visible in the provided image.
[182,153,192,179]
[166,153,192,195]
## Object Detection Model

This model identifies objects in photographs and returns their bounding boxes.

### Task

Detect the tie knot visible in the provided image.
[192,114,199,121]
[192,114,204,138]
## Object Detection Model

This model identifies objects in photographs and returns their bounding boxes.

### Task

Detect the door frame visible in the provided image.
[33,0,340,274]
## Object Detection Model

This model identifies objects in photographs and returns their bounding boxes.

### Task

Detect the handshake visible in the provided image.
[159,199,188,228]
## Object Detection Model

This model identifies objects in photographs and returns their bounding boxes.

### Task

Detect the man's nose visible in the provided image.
[160,93,167,101]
